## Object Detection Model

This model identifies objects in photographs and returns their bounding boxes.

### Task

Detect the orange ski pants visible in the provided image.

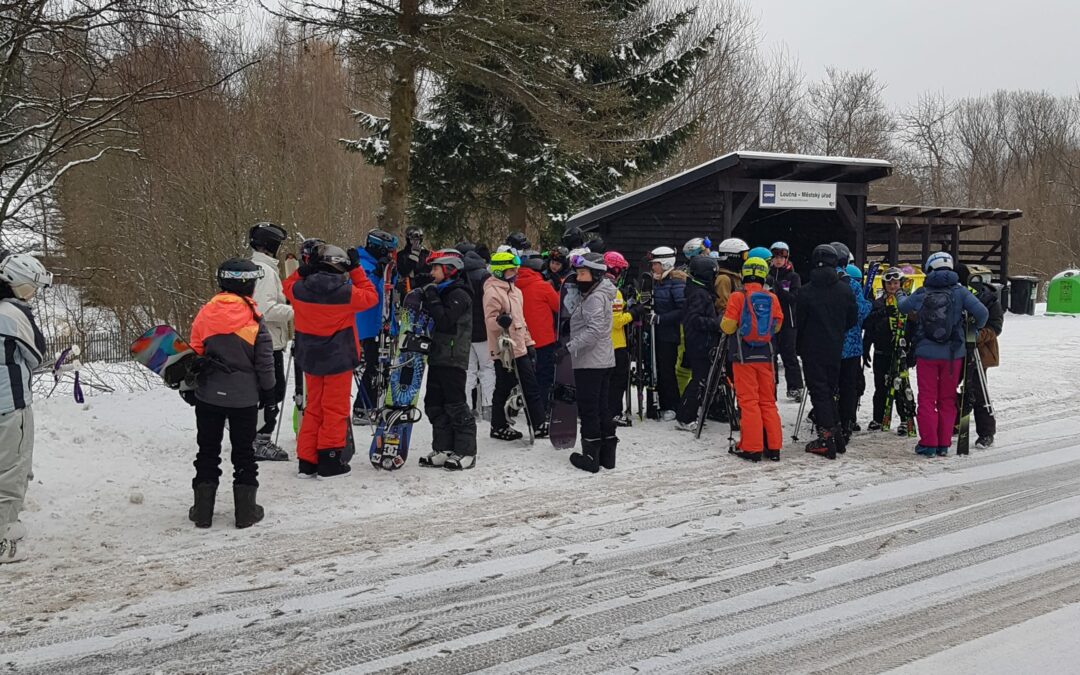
[297,371,353,463]
[732,361,783,453]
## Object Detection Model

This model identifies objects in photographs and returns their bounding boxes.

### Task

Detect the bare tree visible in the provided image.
[805,67,895,158]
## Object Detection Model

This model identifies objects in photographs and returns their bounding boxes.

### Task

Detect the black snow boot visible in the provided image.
[570,438,600,474]
[599,436,618,470]
[317,448,351,479]
[233,484,264,529]
[188,482,217,528]
[834,425,848,454]
[805,429,838,460]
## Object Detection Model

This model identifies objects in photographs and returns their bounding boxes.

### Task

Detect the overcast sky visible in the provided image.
[751,0,1080,109]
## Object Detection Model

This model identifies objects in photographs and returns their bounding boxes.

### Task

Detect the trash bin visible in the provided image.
[1007,276,1039,315]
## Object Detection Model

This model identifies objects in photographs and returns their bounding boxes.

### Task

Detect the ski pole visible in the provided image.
[274,348,293,448]
[792,389,808,442]
[972,348,994,416]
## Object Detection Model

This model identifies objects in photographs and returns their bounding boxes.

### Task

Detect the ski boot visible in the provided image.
[534,422,550,439]
[233,484,264,529]
[675,420,698,433]
[419,450,449,468]
[444,453,476,471]
[728,447,762,462]
[763,449,781,462]
[490,426,523,441]
[786,389,803,402]
[0,537,27,564]
[316,448,351,479]
[570,438,600,473]
[866,421,882,432]
[896,422,908,436]
[297,459,317,479]
[805,429,838,460]
[189,482,217,528]
[914,444,937,457]
[975,435,994,449]
[253,434,289,461]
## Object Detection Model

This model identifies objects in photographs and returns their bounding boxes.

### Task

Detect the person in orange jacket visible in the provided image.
[186,258,275,529]
[720,257,784,462]
[283,244,378,479]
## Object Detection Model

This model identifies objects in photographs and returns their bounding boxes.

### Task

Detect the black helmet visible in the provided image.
[830,241,851,267]
[365,229,399,259]
[689,254,718,284]
[520,249,544,271]
[585,235,606,254]
[405,225,423,243]
[547,245,569,262]
[314,244,350,274]
[454,240,477,255]
[562,226,585,250]
[299,237,325,265]
[812,244,839,269]
[506,232,530,252]
[249,222,286,256]
[217,257,263,297]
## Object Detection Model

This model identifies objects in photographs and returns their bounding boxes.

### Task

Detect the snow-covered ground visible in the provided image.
[3,308,1079,673]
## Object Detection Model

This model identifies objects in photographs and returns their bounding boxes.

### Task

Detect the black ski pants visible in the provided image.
[961,361,997,437]
[774,325,803,391]
[575,367,615,443]
[534,343,557,415]
[194,401,258,488]
[256,349,288,435]
[871,350,895,424]
[803,358,840,431]
[609,347,631,419]
[353,339,380,413]
[676,351,712,424]
[492,355,545,431]
[838,356,862,430]
[425,365,477,456]
[655,340,680,413]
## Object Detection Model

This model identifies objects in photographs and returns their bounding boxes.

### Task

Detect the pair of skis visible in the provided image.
[693,340,736,450]
[956,312,981,456]
[630,272,659,421]
[880,299,917,436]
[498,327,536,446]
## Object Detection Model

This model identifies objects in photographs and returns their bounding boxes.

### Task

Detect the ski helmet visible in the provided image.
[689,255,719,284]
[572,251,608,273]
[882,266,905,282]
[489,251,520,279]
[603,251,629,274]
[648,246,677,272]
[770,241,791,255]
[454,240,477,255]
[716,237,749,257]
[520,249,545,271]
[314,244,350,274]
[682,237,709,259]
[811,244,839,269]
[585,235,606,254]
[405,225,424,244]
[742,257,769,283]
[845,264,863,280]
[748,246,773,262]
[217,257,263,296]
[299,238,325,265]
[562,226,585,250]
[506,232,531,254]
[925,251,954,272]
[365,229,399,259]
[426,248,464,275]
[249,222,286,256]
[830,241,851,267]
[0,253,52,300]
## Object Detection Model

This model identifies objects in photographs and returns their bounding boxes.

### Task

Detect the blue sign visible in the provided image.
[762,183,777,205]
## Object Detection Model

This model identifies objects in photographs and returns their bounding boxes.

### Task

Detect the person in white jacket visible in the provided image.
[0,253,51,563]
[249,222,293,461]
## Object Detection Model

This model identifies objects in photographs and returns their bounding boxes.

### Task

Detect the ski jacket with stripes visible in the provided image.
[189,292,275,408]
[284,267,379,376]
[0,298,45,415]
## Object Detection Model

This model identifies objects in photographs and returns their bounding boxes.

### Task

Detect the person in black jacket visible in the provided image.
[675,256,720,432]
[416,249,477,471]
[766,241,803,400]
[796,245,857,459]
[396,225,431,294]
[648,246,686,420]
[462,248,496,420]
[958,264,1004,448]
[862,267,915,432]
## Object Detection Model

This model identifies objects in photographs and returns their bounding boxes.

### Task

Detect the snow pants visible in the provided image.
[655,340,680,413]
[916,357,963,449]
[733,361,783,453]
[0,407,33,533]
[352,338,380,414]
[575,367,616,446]
[298,371,353,464]
[467,341,495,409]
[609,347,630,420]
[676,351,711,425]
[961,361,996,437]
[491,356,545,431]
[425,365,477,456]
[534,343,557,415]
[194,401,258,488]
[257,348,287,435]
[803,358,840,431]
[837,356,863,432]
[774,325,803,391]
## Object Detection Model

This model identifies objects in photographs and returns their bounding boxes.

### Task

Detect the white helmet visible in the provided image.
[0,253,52,300]
[682,237,709,259]
[649,246,677,272]
[716,237,749,259]
[925,251,954,272]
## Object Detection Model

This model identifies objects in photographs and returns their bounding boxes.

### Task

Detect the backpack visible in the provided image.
[738,290,775,345]
[918,287,955,344]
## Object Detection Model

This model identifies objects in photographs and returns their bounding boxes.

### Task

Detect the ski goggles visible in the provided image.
[219,268,265,280]
[883,270,904,282]
[570,254,607,272]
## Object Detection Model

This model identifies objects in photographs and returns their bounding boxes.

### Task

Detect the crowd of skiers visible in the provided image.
[0,218,1007,556]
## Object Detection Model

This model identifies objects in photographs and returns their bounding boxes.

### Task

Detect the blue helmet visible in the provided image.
[748,246,773,261]
[845,264,863,280]
[769,241,790,253]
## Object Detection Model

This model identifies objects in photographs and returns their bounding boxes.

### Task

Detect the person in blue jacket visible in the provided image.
[899,251,988,457]
[832,243,871,441]
[352,229,399,424]
[647,246,686,421]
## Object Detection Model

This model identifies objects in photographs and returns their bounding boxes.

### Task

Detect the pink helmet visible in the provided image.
[603,251,629,273]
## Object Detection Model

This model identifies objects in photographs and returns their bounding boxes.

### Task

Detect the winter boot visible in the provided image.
[233,484,264,529]
[834,426,848,455]
[599,436,618,470]
[936,446,949,457]
[444,453,476,471]
[188,482,217,528]
[490,426,523,441]
[975,435,994,449]
[614,414,633,428]
[660,410,677,422]
[763,449,781,462]
[675,420,698,433]
[805,429,837,460]
[253,433,289,461]
[297,459,318,479]
[867,421,882,431]
[419,450,449,468]
[914,444,937,457]
[0,537,27,564]
[317,448,351,479]
[570,438,600,473]
[729,448,762,462]
[787,389,803,402]
[534,422,550,439]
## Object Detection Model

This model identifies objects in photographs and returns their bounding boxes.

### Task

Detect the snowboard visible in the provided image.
[370,292,432,470]
[549,281,577,450]
[130,324,196,389]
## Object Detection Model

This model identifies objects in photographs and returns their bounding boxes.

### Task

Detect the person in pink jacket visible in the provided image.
[483,251,548,441]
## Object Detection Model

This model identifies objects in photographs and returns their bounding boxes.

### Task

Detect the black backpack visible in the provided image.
[918,287,955,343]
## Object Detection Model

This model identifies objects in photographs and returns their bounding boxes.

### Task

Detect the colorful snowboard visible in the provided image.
[130,324,195,389]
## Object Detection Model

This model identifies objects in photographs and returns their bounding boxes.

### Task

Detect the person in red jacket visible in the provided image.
[517,251,561,413]
[283,244,378,478]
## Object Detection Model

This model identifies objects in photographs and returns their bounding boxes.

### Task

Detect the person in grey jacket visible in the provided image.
[557,252,617,473]
[249,222,292,461]
[0,253,51,563]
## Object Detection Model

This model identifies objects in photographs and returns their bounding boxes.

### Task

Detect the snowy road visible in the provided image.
[5,421,1080,673]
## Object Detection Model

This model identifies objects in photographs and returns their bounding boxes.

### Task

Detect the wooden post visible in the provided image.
[855,196,866,267]
[921,225,932,267]
[1000,223,1010,282]
[722,190,733,239]
[951,225,961,264]
[889,217,900,265]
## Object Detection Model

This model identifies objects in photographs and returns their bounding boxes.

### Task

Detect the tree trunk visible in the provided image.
[506,180,528,233]
[377,0,418,237]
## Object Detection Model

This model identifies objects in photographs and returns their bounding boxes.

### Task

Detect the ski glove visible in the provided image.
[180,389,196,406]
[553,342,570,361]
[526,345,536,364]
[258,388,276,409]
[346,247,362,271]
[496,313,513,329]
